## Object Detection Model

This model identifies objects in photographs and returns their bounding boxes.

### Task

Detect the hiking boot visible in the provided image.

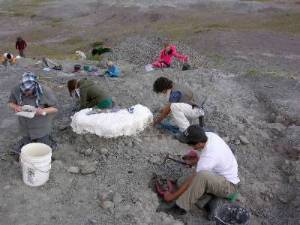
[156,203,187,215]
[199,116,205,127]
[195,194,213,209]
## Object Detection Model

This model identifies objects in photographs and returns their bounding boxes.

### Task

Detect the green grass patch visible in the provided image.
[209,54,225,66]
[1,0,50,17]
[44,17,64,27]
[240,0,274,2]
[205,23,229,29]
[153,11,300,38]
[62,37,84,46]
[259,12,300,34]
[246,69,260,76]
[87,55,102,61]
[24,29,52,42]
[91,41,104,48]
[194,28,211,33]
[253,0,273,2]
[153,16,231,39]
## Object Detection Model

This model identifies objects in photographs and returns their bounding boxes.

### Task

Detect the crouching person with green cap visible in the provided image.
[67,78,113,110]
[158,125,240,212]
[8,72,58,154]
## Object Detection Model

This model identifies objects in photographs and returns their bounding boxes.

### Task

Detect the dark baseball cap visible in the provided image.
[182,125,208,145]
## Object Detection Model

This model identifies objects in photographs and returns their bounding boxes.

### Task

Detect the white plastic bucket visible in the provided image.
[20,143,52,187]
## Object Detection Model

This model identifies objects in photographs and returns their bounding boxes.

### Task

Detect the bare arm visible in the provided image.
[153,104,171,125]
[36,106,58,116]
[8,102,22,112]
[164,172,196,202]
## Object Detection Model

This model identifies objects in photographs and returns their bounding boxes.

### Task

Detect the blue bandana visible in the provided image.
[19,72,43,106]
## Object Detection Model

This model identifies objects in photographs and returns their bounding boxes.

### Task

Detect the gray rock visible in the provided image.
[234,139,241,145]
[80,161,97,175]
[79,148,93,156]
[99,191,113,201]
[113,192,123,205]
[266,123,286,133]
[288,175,296,184]
[3,185,10,190]
[84,148,93,156]
[101,200,114,210]
[222,136,230,143]
[52,160,63,169]
[85,219,97,225]
[100,148,109,155]
[278,195,292,204]
[68,166,80,174]
[239,135,250,145]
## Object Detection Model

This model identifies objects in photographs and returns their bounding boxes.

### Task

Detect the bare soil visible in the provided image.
[0,1,299,225]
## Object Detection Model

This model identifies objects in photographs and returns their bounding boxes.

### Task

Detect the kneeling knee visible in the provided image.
[197,171,214,179]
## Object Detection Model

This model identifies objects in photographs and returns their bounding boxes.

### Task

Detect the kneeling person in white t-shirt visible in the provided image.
[152,77,205,132]
[162,125,240,212]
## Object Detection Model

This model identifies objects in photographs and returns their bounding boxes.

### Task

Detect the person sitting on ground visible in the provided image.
[152,43,188,68]
[67,78,113,110]
[2,52,15,67]
[105,61,120,77]
[153,77,204,133]
[159,125,240,212]
[16,37,27,57]
[8,72,58,153]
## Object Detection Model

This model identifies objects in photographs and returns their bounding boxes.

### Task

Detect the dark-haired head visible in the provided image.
[153,77,173,93]
[163,42,170,48]
[183,125,208,149]
[166,49,173,55]
[67,79,78,97]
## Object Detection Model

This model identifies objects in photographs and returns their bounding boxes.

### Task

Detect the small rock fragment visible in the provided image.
[101,200,114,209]
[100,148,109,155]
[222,136,230,143]
[84,148,93,156]
[85,219,97,225]
[278,195,290,204]
[81,161,97,175]
[267,123,286,133]
[99,191,113,201]
[52,160,63,169]
[113,192,123,205]
[68,166,80,174]
[239,135,250,145]
[3,185,10,190]
[234,139,241,145]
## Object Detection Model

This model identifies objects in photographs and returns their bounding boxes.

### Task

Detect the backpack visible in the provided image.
[182,62,191,71]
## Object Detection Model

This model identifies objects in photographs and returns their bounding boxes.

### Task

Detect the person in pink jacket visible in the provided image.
[152,43,188,68]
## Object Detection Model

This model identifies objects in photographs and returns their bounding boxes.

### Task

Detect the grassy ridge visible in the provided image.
[0,0,298,58]
[153,12,300,39]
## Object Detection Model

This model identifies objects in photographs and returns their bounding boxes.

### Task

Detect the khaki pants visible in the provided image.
[176,171,237,211]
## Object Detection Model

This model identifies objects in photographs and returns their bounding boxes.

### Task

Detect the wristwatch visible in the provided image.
[42,111,47,116]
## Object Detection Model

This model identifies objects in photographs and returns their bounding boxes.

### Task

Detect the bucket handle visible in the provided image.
[20,158,51,173]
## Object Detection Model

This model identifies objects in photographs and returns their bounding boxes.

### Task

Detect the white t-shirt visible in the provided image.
[196,132,240,184]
